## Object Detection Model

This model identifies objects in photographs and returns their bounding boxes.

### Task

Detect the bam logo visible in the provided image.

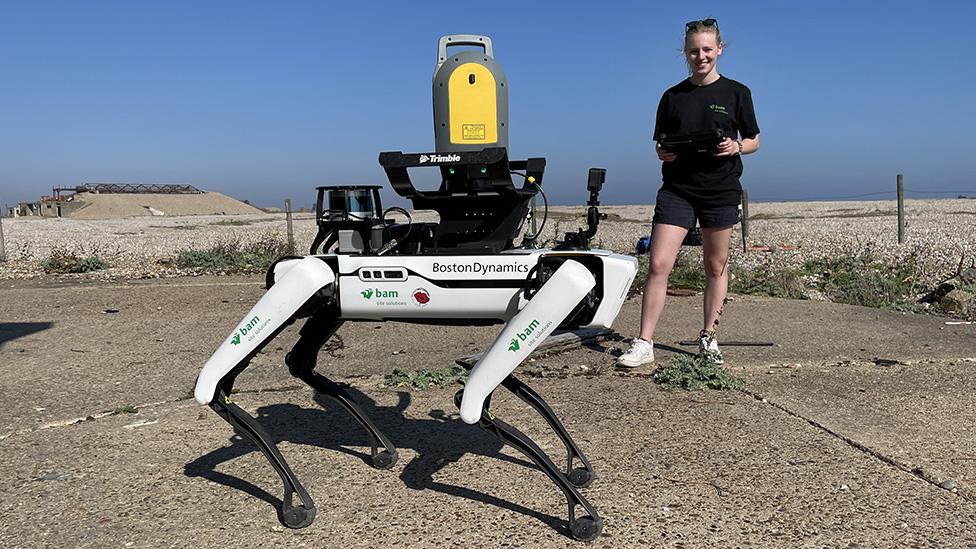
[361,288,399,300]
[708,103,728,115]
[507,319,541,352]
[230,316,260,346]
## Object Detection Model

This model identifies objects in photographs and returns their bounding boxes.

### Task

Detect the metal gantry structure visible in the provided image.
[52,184,202,199]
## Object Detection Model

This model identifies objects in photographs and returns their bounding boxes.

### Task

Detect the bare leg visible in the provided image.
[638,224,689,342]
[701,226,733,332]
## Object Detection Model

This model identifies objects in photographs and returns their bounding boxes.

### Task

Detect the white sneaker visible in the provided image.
[698,330,724,364]
[617,338,654,367]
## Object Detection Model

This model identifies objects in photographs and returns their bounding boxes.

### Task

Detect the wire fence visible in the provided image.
[738,176,976,252]
[756,188,976,202]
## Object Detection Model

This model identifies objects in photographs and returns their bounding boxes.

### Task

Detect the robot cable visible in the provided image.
[376,206,413,255]
[510,170,549,247]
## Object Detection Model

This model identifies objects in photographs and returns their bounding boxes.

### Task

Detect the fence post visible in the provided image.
[285,198,295,252]
[0,205,6,263]
[740,189,750,252]
[897,174,904,244]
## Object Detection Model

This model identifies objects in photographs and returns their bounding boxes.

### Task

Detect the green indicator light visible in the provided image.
[480,167,487,174]
[449,168,455,175]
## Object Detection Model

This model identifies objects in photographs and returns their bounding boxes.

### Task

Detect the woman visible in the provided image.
[618,18,760,367]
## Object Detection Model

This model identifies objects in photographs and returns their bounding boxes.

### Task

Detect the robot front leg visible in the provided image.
[195,257,400,529]
[204,303,399,530]
[457,362,596,488]
[456,259,603,541]
[452,391,603,541]
[193,257,336,528]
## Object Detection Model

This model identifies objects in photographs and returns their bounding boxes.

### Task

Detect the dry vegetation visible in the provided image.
[1,198,974,317]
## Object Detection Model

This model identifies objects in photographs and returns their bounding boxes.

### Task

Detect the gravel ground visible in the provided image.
[1,198,973,286]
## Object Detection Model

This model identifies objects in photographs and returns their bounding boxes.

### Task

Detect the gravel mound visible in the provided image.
[66,192,263,219]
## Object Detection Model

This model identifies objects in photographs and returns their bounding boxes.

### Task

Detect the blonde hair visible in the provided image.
[684,20,724,48]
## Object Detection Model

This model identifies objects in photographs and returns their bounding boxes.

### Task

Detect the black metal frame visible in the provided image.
[377,148,545,254]
[498,374,596,488]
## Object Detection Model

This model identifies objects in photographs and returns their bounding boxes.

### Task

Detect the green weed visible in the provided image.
[384,365,469,390]
[668,252,705,290]
[176,233,295,273]
[653,352,744,391]
[729,264,806,299]
[211,219,257,227]
[42,247,108,274]
[801,253,923,309]
[888,302,928,314]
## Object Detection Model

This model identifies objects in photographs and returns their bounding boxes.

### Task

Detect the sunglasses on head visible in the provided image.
[685,18,717,32]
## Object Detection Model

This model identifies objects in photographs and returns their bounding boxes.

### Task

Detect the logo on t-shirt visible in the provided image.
[708,103,728,115]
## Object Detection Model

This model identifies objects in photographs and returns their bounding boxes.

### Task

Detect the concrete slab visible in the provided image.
[742,359,976,501]
[3,277,976,547]
[2,377,975,548]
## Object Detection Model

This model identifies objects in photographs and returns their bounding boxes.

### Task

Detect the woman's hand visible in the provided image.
[714,137,741,157]
[656,142,677,162]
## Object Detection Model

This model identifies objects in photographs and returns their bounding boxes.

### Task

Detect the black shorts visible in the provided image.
[652,188,740,229]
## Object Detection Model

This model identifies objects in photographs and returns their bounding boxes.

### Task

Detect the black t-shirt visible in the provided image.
[653,76,760,207]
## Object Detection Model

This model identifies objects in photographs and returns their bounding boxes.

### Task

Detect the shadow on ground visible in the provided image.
[183,386,571,534]
[0,321,53,349]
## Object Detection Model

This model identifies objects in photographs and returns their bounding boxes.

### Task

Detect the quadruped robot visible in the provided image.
[193,35,637,541]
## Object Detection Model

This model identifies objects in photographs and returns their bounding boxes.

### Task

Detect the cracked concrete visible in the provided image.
[1,275,975,547]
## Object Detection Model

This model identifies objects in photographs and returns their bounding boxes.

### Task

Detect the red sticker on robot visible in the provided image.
[412,288,431,306]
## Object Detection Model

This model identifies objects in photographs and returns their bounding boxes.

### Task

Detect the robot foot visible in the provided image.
[453,389,604,541]
[498,373,597,488]
[210,392,317,528]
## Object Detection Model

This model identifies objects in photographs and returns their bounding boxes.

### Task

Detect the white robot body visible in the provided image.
[334,251,542,320]
[268,249,635,326]
[196,251,637,410]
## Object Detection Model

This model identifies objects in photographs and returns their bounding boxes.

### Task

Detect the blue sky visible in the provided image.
[2,1,974,209]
